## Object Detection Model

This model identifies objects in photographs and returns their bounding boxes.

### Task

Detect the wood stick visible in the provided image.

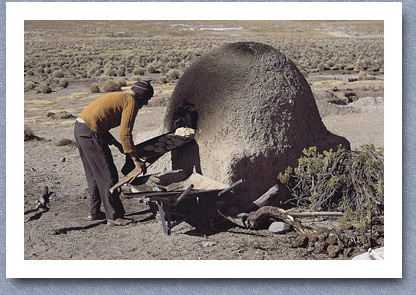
[252,185,279,207]
[289,212,344,218]
[247,206,308,234]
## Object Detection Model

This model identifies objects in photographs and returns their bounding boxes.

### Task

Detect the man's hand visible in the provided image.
[129,151,147,175]
[134,159,147,175]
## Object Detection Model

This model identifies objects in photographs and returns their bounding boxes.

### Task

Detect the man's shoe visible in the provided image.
[87,212,107,221]
[107,218,132,226]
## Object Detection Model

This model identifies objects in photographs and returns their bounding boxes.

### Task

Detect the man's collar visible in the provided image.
[128,90,138,98]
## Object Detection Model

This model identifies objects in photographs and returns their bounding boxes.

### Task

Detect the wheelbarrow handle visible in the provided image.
[173,184,194,206]
[218,178,245,197]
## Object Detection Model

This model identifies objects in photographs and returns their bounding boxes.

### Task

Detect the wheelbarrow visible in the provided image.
[122,171,245,235]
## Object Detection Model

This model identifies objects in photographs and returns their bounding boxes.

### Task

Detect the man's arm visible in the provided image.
[106,132,124,153]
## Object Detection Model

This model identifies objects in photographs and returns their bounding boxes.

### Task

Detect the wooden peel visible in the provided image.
[109,168,142,194]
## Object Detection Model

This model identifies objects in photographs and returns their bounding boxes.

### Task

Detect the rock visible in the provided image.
[318,234,327,241]
[327,245,341,257]
[343,247,354,257]
[60,157,66,162]
[202,241,217,248]
[291,236,308,248]
[326,233,337,245]
[377,236,384,245]
[308,233,319,245]
[268,221,291,234]
[313,241,328,254]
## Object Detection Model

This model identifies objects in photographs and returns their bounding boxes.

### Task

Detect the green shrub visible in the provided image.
[102,80,121,92]
[277,145,384,230]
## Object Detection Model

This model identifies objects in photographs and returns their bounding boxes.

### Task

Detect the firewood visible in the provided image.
[247,206,308,234]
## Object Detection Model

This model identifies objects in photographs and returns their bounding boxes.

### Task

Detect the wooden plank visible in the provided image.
[109,169,142,194]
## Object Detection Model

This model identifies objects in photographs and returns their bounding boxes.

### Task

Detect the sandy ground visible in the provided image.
[23,72,384,261]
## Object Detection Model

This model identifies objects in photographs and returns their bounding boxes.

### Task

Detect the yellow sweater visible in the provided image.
[79,92,140,153]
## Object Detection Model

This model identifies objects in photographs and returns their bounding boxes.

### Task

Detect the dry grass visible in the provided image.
[24,21,384,91]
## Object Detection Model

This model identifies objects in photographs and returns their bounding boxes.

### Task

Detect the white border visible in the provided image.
[7,2,402,278]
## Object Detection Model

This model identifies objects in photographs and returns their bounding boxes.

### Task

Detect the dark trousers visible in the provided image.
[74,121,125,220]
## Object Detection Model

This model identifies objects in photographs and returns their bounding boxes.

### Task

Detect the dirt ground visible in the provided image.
[23,20,384,261]
[23,72,384,260]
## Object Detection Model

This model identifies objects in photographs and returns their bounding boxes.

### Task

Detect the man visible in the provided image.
[74,80,154,226]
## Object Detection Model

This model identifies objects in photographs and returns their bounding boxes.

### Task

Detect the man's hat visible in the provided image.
[131,80,154,98]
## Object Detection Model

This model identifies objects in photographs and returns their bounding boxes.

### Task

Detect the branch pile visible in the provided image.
[277,145,384,230]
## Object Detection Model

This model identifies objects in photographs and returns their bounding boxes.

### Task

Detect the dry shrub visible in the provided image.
[131,75,141,82]
[344,64,355,71]
[357,70,367,81]
[58,78,69,88]
[148,97,168,107]
[116,78,127,87]
[146,63,158,74]
[24,124,37,141]
[167,69,180,80]
[90,83,100,93]
[277,145,384,231]
[34,67,44,74]
[25,81,36,90]
[104,66,116,76]
[57,138,76,147]
[159,76,168,84]
[87,64,100,76]
[52,70,64,78]
[165,61,177,69]
[117,69,125,77]
[102,80,121,92]
[133,67,145,76]
[38,82,52,94]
